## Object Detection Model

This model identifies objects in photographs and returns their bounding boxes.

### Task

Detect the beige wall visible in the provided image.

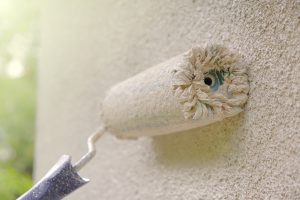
[36,0,300,199]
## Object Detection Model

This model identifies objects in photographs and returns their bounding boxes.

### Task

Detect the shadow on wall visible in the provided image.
[151,113,246,168]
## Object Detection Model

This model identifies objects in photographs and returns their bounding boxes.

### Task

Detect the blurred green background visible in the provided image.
[0,0,38,199]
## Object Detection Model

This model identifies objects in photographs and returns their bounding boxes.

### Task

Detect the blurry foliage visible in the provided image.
[0,0,38,199]
[0,167,32,199]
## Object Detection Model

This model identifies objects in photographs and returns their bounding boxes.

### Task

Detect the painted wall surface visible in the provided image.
[36,1,300,199]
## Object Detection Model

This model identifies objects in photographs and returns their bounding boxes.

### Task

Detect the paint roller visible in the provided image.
[18,45,249,200]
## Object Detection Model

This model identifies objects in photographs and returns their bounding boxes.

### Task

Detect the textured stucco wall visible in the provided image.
[36,0,300,199]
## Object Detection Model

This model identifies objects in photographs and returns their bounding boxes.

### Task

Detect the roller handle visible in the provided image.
[17,127,105,200]
[17,155,88,200]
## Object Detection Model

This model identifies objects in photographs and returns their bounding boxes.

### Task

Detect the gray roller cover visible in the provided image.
[102,45,249,138]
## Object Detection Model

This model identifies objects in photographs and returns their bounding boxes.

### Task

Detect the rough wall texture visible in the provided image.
[36,0,300,199]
